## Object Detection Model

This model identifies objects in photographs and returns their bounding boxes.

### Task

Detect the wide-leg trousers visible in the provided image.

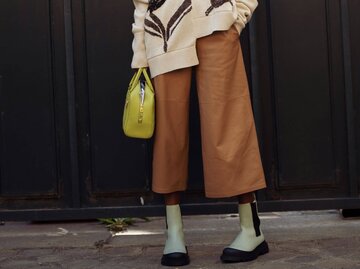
[151,25,267,198]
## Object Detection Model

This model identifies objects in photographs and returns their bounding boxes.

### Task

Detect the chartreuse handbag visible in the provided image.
[123,68,155,139]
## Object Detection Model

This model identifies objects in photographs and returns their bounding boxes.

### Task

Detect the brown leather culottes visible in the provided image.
[151,25,267,198]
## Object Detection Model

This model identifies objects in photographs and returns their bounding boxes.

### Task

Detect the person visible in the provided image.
[130,0,269,266]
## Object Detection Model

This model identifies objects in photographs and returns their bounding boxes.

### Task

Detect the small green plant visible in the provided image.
[98,217,150,232]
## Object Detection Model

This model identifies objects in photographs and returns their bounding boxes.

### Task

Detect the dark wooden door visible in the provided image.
[251,0,360,209]
[0,0,75,211]
[0,0,359,220]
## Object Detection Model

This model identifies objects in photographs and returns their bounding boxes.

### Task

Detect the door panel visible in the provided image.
[72,0,152,207]
[348,0,360,195]
[253,0,349,199]
[0,0,72,209]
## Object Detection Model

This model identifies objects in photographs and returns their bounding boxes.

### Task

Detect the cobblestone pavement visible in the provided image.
[0,210,360,269]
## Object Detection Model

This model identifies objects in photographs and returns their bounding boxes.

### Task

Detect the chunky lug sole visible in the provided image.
[161,247,190,267]
[220,240,269,263]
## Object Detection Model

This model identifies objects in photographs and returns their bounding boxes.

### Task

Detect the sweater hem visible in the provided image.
[192,11,238,38]
[148,45,199,78]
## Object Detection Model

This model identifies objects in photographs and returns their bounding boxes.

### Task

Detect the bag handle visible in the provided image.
[129,68,144,90]
[129,68,154,93]
[141,68,154,93]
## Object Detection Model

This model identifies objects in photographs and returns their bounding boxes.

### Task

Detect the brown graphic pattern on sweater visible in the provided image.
[145,0,192,52]
[205,0,233,16]
[148,0,167,13]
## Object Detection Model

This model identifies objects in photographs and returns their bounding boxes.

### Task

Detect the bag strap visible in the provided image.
[129,68,154,93]
[141,68,154,93]
[129,68,144,90]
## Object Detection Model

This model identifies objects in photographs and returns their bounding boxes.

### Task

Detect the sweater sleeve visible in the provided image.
[131,0,149,69]
[233,0,258,35]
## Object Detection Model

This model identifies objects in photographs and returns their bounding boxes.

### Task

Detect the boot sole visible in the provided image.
[220,240,269,263]
[161,249,190,267]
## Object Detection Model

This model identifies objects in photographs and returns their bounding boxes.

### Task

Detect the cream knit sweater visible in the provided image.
[131,0,258,78]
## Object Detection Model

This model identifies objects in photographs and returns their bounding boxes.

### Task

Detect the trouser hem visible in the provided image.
[204,182,267,198]
[152,186,187,194]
